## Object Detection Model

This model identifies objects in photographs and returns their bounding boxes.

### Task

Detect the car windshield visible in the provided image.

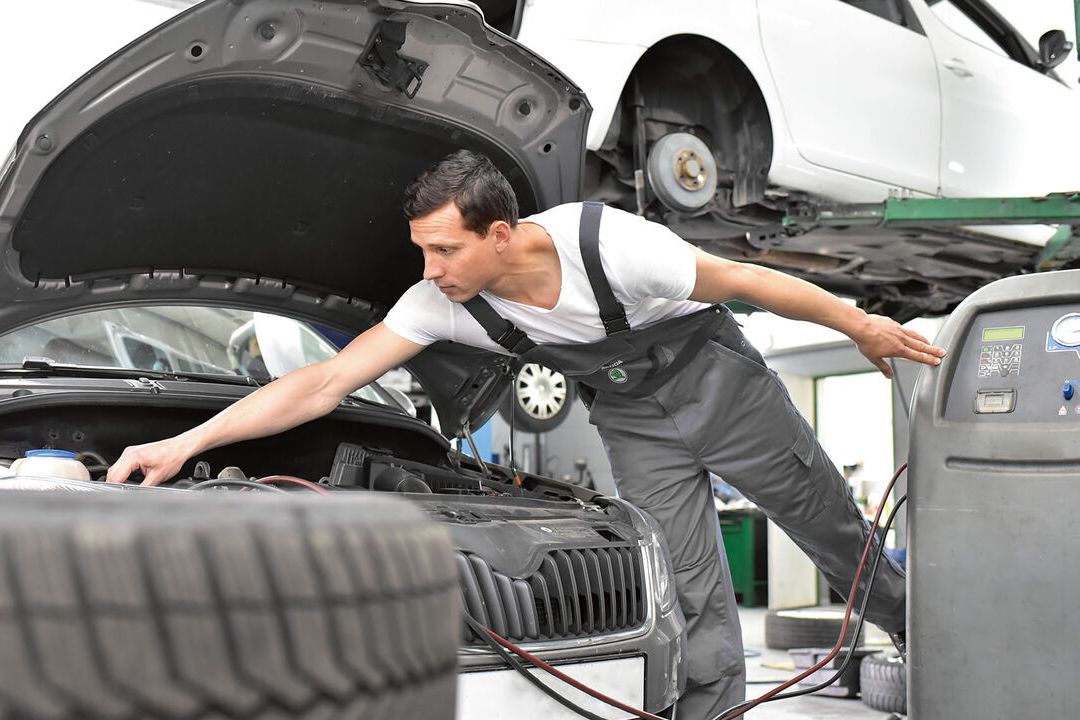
[0,305,406,410]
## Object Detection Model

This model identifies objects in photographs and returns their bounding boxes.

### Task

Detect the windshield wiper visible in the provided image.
[0,358,267,388]
[3,359,408,413]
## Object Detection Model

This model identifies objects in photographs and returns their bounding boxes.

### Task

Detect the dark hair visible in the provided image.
[402,149,519,234]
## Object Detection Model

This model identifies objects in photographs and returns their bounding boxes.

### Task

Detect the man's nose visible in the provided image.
[423,256,443,281]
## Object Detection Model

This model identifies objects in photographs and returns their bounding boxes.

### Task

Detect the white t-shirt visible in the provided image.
[384,203,709,353]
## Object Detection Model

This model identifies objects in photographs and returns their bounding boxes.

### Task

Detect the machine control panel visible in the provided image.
[945,304,1080,422]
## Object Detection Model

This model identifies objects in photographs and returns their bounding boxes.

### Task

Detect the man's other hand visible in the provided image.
[106,438,192,487]
[854,314,946,378]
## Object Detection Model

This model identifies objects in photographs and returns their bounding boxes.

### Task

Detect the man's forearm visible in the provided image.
[720,261,869,337]
[176,362,340,456]
[689,252,945,376]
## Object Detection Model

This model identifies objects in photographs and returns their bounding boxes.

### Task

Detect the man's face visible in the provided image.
[409,201,504,302]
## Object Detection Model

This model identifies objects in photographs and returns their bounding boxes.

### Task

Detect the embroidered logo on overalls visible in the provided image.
[608,367,628,384]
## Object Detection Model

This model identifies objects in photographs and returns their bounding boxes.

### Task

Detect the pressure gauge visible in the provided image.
[1051,313,1080,347]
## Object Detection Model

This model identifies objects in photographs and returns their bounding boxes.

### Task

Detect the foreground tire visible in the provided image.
[0,491,459,719]
[763,607,863,650]
[860,652,907,714]
[498,362,576,433]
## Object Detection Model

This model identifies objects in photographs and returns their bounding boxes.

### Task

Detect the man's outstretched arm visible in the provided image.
[106,322,426,486]
[688,249,946,377]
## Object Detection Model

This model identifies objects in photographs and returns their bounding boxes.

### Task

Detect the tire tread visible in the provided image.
[0,493,459,719]
[859,652,906,714]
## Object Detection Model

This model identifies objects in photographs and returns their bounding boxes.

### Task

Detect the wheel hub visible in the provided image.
[515,363,568,420]
[646,132,719,213]
[674,149,706,191]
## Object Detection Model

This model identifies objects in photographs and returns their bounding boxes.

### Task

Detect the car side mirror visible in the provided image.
[1038,29,1072,71]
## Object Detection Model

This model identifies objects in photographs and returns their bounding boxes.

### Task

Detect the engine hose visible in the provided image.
[188,478,287,493]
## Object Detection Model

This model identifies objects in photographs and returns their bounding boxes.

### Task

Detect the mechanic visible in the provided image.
[107,149,945,718]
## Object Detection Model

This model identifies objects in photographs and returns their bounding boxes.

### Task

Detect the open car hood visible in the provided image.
[0,0,590,436]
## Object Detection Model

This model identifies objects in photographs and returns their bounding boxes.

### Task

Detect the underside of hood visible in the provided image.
[0,0,590,434]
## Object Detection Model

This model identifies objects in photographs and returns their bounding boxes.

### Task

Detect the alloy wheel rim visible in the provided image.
[515,363,568,420]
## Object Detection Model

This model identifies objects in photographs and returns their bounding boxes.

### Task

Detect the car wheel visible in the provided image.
[498,362,575,433]
[763,607,863,650]
[0,491,459,719]
[860,652,906,714]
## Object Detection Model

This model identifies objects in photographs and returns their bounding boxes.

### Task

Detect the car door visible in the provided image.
[917,0,1080,197]
[757,0,941,195]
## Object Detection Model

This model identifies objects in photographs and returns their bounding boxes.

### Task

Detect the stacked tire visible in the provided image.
[0,491,459,719]
[860,652,906,714]
[763,607,863,650]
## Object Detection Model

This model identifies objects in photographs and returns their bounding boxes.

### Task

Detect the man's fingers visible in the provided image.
[906,338,946,357]
[140,471,163,488]
[903,330,946,357]
[902,327,931,345]
[900,346,942,366]
[875,359,893,378]
[106,456,135,484]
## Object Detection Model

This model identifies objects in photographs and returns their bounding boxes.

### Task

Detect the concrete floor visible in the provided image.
[737,607,901,719]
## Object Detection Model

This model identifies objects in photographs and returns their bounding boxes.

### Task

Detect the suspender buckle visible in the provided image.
[496,326,535,355]
[601,315,631,335]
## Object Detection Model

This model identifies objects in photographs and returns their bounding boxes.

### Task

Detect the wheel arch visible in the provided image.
[619,33,775,207]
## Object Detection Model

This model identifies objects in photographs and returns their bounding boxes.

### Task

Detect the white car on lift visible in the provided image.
[477,0,1080,319]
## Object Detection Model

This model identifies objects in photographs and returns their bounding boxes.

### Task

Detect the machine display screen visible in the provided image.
[981,326,1025,342]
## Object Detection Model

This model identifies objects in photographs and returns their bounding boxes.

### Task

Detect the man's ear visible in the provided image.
[490,220,513,252]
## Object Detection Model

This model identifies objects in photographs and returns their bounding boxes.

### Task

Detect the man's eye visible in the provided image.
[437,248,454,255]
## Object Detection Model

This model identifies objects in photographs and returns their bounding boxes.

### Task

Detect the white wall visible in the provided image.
[0,1,193,155]
[816,372,895,507]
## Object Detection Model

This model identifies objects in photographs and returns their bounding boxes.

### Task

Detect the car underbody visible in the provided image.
[585,120,1046,323]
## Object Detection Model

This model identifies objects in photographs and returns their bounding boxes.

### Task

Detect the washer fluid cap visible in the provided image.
[11,449,91,482]
[26,449,78,459]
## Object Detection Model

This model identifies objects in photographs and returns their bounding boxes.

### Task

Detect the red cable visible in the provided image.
[478,625,665,720]
[716,462,908,719]
[478,463,909,720]
[255,474,330,494]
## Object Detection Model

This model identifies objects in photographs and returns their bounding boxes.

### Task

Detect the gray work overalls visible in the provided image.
[465,202,907,718]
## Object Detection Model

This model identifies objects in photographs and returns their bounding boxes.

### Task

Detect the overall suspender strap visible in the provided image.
[462,295,537,354]
[578,201,631,336]
[624,306,727,399]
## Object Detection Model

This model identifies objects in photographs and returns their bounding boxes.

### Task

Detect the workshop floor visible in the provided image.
[738,607,901,719]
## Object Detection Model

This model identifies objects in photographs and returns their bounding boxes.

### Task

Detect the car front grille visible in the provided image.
[457,547,648,645]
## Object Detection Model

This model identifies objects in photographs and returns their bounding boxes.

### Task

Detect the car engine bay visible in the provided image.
[0,395,598,507]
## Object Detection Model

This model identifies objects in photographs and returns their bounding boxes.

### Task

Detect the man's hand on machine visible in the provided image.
[852,314,946,378]
[106,436,195,486]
